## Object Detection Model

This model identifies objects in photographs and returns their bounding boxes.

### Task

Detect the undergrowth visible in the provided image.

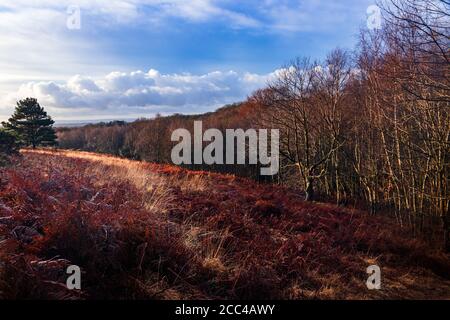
[0,149,448,299]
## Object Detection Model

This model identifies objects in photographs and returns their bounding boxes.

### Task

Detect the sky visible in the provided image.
[0,0,376,122]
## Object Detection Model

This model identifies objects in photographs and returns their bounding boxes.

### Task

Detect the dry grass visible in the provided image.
[0,149,449,300]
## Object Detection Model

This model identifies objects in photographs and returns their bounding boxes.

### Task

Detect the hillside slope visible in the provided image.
[0,149,449,299]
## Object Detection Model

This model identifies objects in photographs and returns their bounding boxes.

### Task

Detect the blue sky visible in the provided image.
[0,0,376,121]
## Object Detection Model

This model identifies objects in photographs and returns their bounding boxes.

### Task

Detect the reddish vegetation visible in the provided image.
[0,149,449,299]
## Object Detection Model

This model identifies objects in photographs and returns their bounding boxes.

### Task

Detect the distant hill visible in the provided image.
[54,118,136,128]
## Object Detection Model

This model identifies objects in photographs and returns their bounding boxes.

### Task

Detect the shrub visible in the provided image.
[0,129,19,166]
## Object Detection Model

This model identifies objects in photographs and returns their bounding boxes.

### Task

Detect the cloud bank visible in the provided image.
[2,69,278,119]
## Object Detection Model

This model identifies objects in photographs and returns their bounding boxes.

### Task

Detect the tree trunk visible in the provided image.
[305,178,314,201]
[443,214,450,253]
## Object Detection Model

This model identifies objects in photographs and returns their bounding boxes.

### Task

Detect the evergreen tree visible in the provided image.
[2,98,57,148]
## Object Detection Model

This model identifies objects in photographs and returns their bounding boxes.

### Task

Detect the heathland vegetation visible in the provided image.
[0,149,448,299]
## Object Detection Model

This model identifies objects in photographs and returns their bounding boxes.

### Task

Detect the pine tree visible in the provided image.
[2,98,57,148]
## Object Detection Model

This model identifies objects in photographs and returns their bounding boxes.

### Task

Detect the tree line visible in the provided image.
[57,103,265,179]
[257,0,449,250]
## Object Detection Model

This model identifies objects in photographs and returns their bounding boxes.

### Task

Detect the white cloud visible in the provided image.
[257,0,373,32]
[0,3,123,101]
[0,0,260,28]
[155,0,261,27]
[1,68,279,120]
